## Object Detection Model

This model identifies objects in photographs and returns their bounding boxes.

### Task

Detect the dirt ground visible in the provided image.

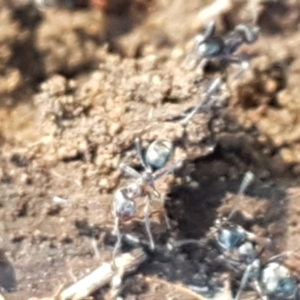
[1,0,300,299]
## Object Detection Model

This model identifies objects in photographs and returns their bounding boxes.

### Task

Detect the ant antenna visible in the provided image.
[228,171,255,220]
[203,20,216,41]
[135,138,148,169]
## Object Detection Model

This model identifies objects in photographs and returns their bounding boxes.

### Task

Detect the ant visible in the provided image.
[259,257,299,300]
[211,172,263,269]
[112,138,185,267]
[186,21,259,79]
[210,171,299,299]
[234,249,299,300]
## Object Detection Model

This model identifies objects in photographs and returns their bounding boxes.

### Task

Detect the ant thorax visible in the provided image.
[223,30,247,56]
[113,189,136,219]
[127,182,143,198]
[141,169,157,187]
[237,241,257,263]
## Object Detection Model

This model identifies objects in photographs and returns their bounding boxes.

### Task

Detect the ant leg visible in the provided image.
[180,77,222,125]
[267,250,297,264]
[235,260,260,300]
[158,195,171,230]
[253,280,269,300]
[112,216,121,270]
[157,192,171,230]
[229,56,250,81]
[234,266,250,300]
[150,187,171,230]
[183,50,201,70]
[235,60,249,80]
[154,158,185,180]
[169,238,202,249]
[163,210,171,230]
[220,255,242,269]
[144,194,155,250]
[119,163,140,179]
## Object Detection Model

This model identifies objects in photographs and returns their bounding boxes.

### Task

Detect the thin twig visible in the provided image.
[59,248,147,300]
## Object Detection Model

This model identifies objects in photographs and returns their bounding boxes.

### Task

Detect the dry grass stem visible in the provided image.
[59,248,147,300]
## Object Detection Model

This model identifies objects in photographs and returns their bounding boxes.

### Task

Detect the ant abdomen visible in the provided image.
[261,262,298,299]
[145,139,174,170]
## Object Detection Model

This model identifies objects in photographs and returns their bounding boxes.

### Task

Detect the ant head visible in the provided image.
[127,182,142,198]
[197,37,224,57]
[217,223,247,251]
[262,262,298,299]
[145,139,174,171]
[192,21,225,58]
[234,24,259,45]
[113,189,136,219]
